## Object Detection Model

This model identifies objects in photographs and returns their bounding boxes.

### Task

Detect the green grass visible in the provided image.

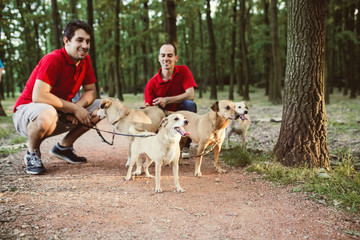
[222,150,360,213]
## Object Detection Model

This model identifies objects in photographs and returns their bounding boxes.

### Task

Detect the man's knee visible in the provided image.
[180,100,197,113]
[33,107,58,130]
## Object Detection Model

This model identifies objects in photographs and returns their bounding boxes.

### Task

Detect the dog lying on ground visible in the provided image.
[97,97,165,166]
[125,114,189,193]
[225,101,251,148]
[177,100,240,177]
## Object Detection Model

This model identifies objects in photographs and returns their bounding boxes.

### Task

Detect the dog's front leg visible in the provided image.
[172,161,185,192]
[214,143,227,173]
[125,155,137,181]
[143,155,154,178]
[155,161,162,193]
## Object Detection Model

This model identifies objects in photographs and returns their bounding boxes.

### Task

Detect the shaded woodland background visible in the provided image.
[0,0,359,104]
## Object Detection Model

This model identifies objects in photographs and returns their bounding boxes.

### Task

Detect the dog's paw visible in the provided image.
[145,174,154,178]
[216,168,227,174]
[175,187,185,193]
[132,170,142,176]
[194,172,202,178]
[124,176,132,181]
[155,188,163,193]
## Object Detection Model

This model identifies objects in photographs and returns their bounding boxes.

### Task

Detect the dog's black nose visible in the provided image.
[184,120,189,125]
[244,110,248,114]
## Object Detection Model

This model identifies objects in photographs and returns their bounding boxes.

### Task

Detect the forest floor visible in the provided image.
[1,91,360,239]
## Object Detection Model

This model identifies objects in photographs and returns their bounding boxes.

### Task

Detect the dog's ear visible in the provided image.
[245,103,250,110]
[159,117,168,129]
[100,99,112,109]
[211,101,220,112]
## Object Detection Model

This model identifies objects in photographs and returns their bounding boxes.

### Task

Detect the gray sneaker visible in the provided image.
[49,143,87,164]
[24,149,46,175]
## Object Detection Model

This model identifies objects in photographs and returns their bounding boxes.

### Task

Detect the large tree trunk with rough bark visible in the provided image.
[274,0,329,168]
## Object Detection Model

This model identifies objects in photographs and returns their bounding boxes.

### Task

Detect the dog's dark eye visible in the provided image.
[225,106,231,110]
[174,117,179,121]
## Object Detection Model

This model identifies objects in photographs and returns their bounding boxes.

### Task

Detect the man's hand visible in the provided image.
[152,97,168,108]
[73,104,92,126]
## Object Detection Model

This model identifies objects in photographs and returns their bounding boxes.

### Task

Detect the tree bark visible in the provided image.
[269,0,282,104]
[229,0,237,100]
[141,0,150,89]
[71,0,78,19]
[239,0,250,101]
[114,0,123,100]
[87,0,100,98]
[197,10,204,98]
[206,0,217,100]
[345,0,356,99]
[51,0,62,49]
[263,0,271,96]
[274,0,329,168]
[164,0,177,47]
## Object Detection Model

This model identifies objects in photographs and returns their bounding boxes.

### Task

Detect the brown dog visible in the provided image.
[177,100,240,177]
[97,97,165,166]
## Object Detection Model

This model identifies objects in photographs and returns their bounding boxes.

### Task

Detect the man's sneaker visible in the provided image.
[49,143,87,164]
[24,149,46,175]
[181,147,191,159]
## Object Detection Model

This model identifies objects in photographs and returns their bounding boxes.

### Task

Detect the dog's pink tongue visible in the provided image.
[177,126,189,136]
[240,114,247,121]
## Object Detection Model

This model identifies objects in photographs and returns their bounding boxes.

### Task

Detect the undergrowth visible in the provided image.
[223,146,360,213]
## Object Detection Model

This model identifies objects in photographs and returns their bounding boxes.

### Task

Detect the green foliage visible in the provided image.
[221,146,269,168]
[245,153,360,213]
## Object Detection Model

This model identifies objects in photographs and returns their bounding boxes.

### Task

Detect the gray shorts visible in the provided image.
[13,99,101,138]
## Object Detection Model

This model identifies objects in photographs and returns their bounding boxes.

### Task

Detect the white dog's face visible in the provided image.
[97,108,106,119]
[234,102,249,121]
[161,114,189,136]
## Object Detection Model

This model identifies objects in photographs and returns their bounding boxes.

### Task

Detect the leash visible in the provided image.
[188,141,219,158]
[58,111,154,146]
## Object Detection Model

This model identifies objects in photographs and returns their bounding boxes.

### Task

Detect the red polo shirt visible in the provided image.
[144,65,197,111]
[13,47,96,112]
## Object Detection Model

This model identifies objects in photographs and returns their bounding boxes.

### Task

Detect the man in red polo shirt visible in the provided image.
[144,43,197,112]
[13,20,101,175]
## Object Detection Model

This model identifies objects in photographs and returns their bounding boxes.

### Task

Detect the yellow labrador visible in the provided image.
[125,114,189,193]
[177,100,240,177]
[225,101,251,148]
[97,97,165,166]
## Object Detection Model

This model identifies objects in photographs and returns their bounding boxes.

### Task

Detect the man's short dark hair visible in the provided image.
[63,20,93,43]
[159,42,177,56]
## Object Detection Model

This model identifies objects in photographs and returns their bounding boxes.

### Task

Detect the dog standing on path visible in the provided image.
[125,114,189,193]
[177,100,240,177]
[225,101,251,148]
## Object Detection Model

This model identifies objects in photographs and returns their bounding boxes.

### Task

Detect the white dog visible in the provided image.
[125,114,189,193]
[225,101,251,148]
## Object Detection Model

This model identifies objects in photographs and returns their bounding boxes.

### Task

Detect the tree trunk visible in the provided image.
[164,0,177,47]
[269,0,282,104]
[345,0,356,99]
[51,0,62,49]
[263,0,271,96]
[274,0,329,168]
[71,0,78,19]
[206,0,217,100]
[141,0,150,89]
[197,10,204,98]
[114,0,123,100]
[87,0,100,98]
[239,0,250,101]
[229,0,237,100]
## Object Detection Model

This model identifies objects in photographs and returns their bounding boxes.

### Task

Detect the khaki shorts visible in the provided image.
[13,99,101,138]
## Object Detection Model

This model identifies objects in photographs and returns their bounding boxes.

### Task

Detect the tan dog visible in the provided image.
[225,101,251,148]
[97,97,165,165]
[177,100,240,177]
[125,114,189,193]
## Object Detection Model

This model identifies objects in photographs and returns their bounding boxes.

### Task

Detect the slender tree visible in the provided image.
[229,0,237,100]
[197,9,205,98]
[269,0,282,104]
[51,0,62,49]
[164,0,177,47]
[206,0,217,100]
[115,0,123,100]
[274,0,329,168]
[239,0,250,100]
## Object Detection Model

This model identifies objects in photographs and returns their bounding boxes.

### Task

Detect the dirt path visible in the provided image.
[1,120,359,239]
